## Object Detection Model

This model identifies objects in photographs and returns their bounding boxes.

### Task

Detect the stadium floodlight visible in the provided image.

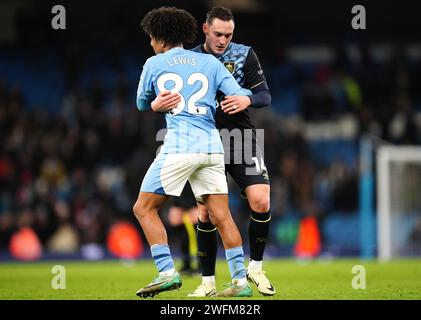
[377,146,421,261]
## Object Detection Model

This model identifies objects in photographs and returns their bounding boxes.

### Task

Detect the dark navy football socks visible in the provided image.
[197,219,217,276]
[249,211,271,261]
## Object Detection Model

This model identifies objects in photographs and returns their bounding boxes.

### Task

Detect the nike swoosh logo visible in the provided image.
[145,280,165,288]
[267,285,274,291]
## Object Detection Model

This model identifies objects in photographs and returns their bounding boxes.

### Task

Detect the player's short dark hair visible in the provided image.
[141,7,197,45]
[206,6,234,24]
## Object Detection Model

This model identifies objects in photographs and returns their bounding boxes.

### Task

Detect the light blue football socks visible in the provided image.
[151,244,175,274]
[225,246,247,281]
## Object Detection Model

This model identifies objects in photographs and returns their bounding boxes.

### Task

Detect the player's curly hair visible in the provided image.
[141,7,197,45]
[206,6,234,24]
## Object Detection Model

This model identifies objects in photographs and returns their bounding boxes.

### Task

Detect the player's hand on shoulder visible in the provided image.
[151,90,181,112]
[221,95,251,114]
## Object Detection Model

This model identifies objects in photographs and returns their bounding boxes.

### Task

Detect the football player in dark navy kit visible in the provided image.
[152,6,275,297]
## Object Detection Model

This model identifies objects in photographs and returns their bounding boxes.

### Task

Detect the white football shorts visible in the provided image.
[140,153,228,198]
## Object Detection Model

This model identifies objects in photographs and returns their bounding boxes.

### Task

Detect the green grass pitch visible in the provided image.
[0,258,420,300]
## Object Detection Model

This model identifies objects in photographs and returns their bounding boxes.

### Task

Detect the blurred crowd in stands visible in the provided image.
[1,42,421,257]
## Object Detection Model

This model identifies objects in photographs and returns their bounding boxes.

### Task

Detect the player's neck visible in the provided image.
[203,43,212,54]
[163,43,183,53]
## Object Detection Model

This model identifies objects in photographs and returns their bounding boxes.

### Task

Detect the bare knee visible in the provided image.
[132,201,144,220]
[133,199,154,220]
[244,185,270,213]
[249,196,270,213]
[133,193,167,221]
[197,203,211,223]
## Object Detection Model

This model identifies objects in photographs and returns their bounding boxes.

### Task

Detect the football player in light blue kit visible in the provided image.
[134,7,253,298]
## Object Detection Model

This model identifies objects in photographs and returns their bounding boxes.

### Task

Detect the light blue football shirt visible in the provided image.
[136,47,251,154]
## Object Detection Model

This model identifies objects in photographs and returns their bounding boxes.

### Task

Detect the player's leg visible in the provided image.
[133,192,169,245]
[203,194,252,297]
[133,153,193,298]
[188,201,218,297]
[244,184,276,296]
[133,191,182,297]
[245,184,271,262]
[244,184,270,263]
[189,154,251,297]
[245,184,271,265]
[230,146,276,296]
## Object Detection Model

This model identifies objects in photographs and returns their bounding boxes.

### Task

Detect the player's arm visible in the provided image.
[243,47,271,108]
[221,48,271,114]
[136,60,156,111]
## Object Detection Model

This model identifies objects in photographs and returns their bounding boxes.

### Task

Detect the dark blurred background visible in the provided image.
[1,0,421,261]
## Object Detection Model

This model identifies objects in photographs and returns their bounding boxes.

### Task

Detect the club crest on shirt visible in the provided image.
[224,61,236,74]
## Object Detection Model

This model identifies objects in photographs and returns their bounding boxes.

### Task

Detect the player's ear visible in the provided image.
[202,23,209,34]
